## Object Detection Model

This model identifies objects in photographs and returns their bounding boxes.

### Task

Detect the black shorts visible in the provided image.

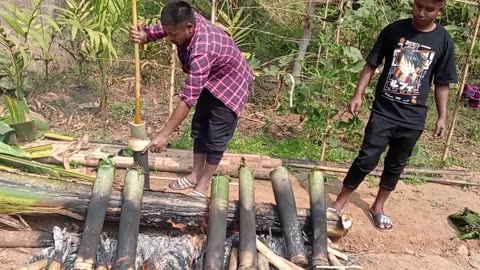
[191,88,238,154]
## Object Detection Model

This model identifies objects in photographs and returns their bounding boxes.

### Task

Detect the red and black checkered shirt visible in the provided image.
[143,12,255,116]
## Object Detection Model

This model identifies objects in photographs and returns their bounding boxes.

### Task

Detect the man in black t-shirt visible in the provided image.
[329,0,458,232]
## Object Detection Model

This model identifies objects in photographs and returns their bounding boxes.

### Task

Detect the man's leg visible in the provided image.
[193,91,238,195]
[332,116,394,212]
[369,127,423,230]
[169,90,209,190]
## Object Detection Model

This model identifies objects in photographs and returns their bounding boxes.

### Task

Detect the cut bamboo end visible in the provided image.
[205,175,230,270]
[72,261,94,270]
[128,139,150,152]
[129,121,147,140]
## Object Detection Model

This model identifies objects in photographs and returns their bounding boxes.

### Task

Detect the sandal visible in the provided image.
[169,177,196,190]
[368,209,393,232]
[190,190,207,198]
[327,207,344,215]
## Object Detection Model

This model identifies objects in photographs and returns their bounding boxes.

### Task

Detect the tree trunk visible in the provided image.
[0,172,351,237]
[291,0,316,78]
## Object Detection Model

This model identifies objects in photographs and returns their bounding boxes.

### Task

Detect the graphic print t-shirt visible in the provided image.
[366,19,458,130]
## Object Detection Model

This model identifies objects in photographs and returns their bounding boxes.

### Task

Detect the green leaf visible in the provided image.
[0,142,27,158]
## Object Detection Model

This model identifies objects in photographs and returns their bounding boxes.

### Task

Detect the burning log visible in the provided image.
[114,169,145,269]
[270,166,308,266]
[204,176,230,269]
[0,172,352,236]
[238,165,257,270]
[74,161,115,270]
[309,170,329,267]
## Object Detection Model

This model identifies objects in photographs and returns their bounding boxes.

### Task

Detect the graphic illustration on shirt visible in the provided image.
[382,38,436,105]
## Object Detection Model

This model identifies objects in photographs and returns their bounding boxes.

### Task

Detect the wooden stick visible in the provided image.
[316,266,363,269]
[328,252,344,268]
[132,0,142,125]
[286,162,470,176]
[270,167,308,266]
[257,252,270,270]
[442,11,480,165]
[239,166,257,269]
[328,247,349,261]
[255,238,304,270]
[335,0,345,43]
[309,170,329,267]
[168,44,176,117]
[289,164,479,186]
[211,0,217,23]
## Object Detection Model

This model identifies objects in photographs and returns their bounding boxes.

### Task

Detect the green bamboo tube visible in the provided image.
[73,163,115,270]
[114,169,145,270]
[270,166,308,267]
[204,175,230,270]
[309,169,329,267]
[238,166,257,270]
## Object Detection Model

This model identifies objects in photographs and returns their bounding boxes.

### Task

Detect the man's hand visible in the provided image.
[348,95,362,116]
[435,118,447,138]
[130,25,148,44]
[143,133,169,153]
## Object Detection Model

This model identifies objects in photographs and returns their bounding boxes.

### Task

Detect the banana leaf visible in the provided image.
[0,122,14,143]
[0,142,27,157]
[448,208,480,240]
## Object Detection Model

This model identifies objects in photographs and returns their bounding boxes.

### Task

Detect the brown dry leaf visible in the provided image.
[167,218,188,232]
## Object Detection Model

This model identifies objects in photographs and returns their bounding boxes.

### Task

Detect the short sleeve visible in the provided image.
[366,26,390,68]
[433,34,458,85]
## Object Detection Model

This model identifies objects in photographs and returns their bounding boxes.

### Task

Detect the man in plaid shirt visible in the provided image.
[130,0,254,197]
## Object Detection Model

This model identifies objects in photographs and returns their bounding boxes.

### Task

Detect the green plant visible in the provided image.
[56,0,127,113]
[0,0,60,84]
[1,96,31,124]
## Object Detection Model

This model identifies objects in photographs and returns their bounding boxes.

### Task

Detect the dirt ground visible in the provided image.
[2,169,479,270]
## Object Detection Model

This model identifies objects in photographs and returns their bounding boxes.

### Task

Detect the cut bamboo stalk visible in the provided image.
[283,160,470,176]
[204,176,230,270]
[257,252,270,270]
[14,259,48,270]
[74,162,115,270]
[442,11,480,165]
[44,132,74,141]
[238,165,257,270]
[255,238,304,270]
[228,247,239,270]
[114,169,145,269]
[328,247,348,261]
[0,171,351,236]
[309,170,329,267]
[132,0,142,125]
[270,166,308,266]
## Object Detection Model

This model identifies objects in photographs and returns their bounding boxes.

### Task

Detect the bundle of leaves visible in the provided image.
[448,208,480,240]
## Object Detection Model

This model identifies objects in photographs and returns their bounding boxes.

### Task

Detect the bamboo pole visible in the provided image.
[204,176,230,269]
[442,11,480,165]
[114,169,145,269]
[73,162,115,270]
[335,0,345,44]
[211,0,217,23]
[238,166,257,270]
[309,170,329,267]
[132,0,142,125]
[316,0,330,69]
[169,44,176,117]
[270,166,308,267]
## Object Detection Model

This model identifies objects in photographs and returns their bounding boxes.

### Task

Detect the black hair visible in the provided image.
[160,0,195,26]
[399,48,424,69]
